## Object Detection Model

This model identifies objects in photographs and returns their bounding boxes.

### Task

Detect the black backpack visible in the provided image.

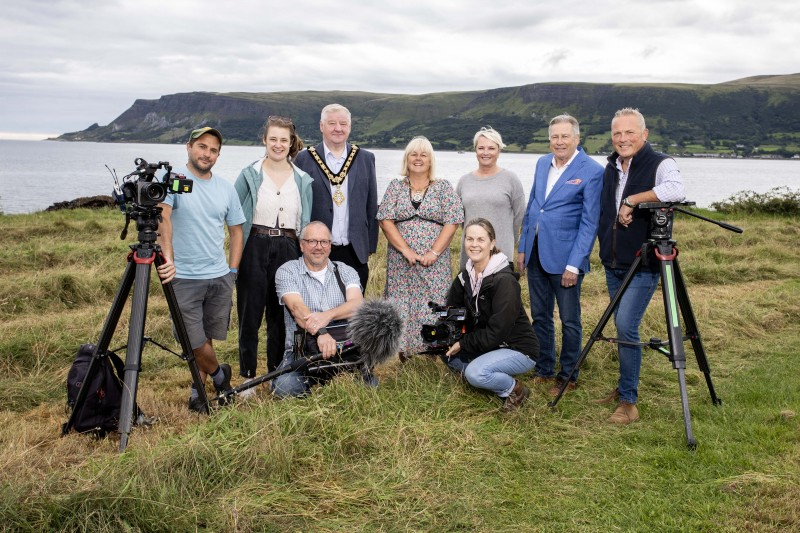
[64,343,131,437]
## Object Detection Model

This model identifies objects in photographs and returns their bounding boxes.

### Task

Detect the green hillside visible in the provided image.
[56,74,800,158]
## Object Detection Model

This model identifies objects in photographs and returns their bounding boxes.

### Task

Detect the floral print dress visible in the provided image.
[377,178,464,353]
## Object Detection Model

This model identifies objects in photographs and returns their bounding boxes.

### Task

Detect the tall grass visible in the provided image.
[0,207,798,531]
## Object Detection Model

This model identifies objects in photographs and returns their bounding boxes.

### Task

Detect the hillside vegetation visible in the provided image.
[56,74,800,158]
[0,207,798,531]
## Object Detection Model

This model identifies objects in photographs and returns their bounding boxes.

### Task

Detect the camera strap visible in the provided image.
[332,262,346,299]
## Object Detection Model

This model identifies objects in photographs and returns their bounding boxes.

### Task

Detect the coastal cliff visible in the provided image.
[56,74,800,157]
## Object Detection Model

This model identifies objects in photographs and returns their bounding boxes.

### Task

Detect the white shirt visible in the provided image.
[545,149,580,199]
[324,142,350,246]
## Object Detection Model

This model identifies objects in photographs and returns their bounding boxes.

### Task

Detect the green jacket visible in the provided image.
[233,159,314,238]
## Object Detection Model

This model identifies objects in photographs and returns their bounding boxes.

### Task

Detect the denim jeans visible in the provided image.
[527,243,584,382]
[444,348,535,397]
[272,349,378,399]
[604,267,660,404]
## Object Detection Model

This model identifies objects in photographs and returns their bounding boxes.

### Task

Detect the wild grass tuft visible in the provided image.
[0,208,798,531]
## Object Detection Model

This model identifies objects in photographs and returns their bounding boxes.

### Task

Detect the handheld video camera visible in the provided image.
[420,302,468,354]
[113,158,193,209]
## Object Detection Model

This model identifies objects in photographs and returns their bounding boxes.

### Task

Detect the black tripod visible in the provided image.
[550,202,742,448]
[61,205,209,452]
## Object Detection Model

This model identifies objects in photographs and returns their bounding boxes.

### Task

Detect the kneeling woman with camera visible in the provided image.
[444,218,539,411]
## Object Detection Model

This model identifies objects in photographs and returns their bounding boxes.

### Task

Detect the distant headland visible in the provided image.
[54,74,800,159]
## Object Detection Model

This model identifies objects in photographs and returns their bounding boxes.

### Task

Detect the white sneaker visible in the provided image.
[238,378,257,399]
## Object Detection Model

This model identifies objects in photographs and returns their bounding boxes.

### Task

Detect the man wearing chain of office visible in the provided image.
[293,103,378,292]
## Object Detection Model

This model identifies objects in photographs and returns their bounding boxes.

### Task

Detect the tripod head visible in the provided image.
[638,201,743,245]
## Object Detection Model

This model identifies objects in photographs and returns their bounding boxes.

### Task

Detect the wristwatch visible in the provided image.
[317,327,328,336]
[623,197,636,208]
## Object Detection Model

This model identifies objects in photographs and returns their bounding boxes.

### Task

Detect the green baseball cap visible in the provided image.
[189,126,223,145]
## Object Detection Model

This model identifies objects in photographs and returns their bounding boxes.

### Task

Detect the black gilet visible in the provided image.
[598,142,670,270]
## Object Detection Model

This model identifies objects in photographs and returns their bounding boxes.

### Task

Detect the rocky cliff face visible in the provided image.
[55,76,800,154]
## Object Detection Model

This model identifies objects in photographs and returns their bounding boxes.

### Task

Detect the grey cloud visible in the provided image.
[1,0,798,136]
[544,49,570,69]
[641,46,658,60]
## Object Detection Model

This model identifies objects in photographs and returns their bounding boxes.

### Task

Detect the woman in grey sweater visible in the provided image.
[456,127,526,269]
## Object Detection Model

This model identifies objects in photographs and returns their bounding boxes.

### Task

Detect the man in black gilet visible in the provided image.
[596,108,685,425]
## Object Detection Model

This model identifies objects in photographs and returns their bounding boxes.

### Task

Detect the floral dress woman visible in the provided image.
[377,177,464,353]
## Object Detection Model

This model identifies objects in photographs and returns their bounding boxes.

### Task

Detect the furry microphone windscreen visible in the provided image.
[347,299,404,368]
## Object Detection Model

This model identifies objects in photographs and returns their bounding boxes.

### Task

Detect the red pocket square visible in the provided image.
[566,178,582,185]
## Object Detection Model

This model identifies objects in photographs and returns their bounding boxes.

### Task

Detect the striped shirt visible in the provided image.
[614,157,685,208]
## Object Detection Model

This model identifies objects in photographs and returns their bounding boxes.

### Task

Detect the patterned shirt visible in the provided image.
[275,257,361,351]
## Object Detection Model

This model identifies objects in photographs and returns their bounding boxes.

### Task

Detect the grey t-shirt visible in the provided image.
[456,169,526,269]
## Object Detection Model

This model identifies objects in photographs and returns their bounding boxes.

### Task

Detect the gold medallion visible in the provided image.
[332,184,345,206]
[308,145,360,205]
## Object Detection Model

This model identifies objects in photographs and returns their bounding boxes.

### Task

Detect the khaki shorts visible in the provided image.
[171,272,235,349]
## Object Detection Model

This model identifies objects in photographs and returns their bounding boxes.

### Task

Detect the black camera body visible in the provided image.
[420,302,468,353]
[115,158,193,208]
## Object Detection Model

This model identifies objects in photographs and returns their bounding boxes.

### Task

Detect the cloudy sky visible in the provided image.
[1,0,797,139]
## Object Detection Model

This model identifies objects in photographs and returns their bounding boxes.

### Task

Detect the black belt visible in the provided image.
[250,225,296,240]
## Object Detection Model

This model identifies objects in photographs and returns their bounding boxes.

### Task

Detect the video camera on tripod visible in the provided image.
[420,302,468,354]
[112,158,193,209]
[63,157,208,452]
[549,199,743,448]
[107,158,194,241]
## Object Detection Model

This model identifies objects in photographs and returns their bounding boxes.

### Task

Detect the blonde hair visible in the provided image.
[399,136,437,181]
[472,126,506,150]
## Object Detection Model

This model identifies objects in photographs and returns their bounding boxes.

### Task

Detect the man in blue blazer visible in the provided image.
[517,114,603,396]
[294,104,378,292]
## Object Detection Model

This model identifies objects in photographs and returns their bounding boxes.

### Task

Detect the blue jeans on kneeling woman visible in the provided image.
[443,348,535,397]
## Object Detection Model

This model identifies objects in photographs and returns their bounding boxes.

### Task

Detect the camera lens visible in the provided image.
[138,182,167,205]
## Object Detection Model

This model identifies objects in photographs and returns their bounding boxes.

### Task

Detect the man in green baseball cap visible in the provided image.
[157,125,245,413]
[189,126,223,145]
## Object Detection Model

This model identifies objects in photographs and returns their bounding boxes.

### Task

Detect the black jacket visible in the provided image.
[446,265,539,361]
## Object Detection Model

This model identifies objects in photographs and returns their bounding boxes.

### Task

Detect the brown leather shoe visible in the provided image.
[503,379,530,412]
[607,402,639,424]
[593,387,620,405]
[548,380,577,397]
[533,376,556,386]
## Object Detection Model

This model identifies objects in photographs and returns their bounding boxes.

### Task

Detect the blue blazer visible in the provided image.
[294,142,379,264]
[518,148,604,274]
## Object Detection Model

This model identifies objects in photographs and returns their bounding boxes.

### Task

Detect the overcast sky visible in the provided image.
[1,0,797,140]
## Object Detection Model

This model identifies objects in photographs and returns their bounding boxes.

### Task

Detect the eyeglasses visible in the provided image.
[301,238,332,248]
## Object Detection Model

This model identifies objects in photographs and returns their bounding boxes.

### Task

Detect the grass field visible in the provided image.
[0,207,798,531]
